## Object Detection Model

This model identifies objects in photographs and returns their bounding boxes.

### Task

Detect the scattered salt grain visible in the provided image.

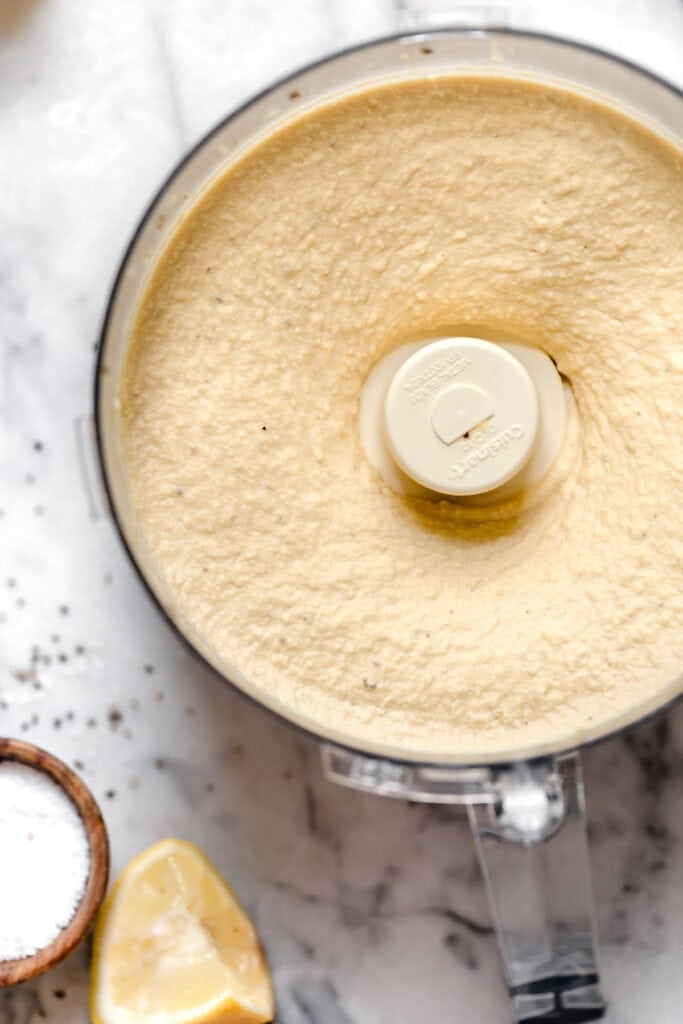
[0,761,91,961]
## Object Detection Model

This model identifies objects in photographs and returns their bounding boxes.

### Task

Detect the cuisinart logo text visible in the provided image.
[450,424,525,480]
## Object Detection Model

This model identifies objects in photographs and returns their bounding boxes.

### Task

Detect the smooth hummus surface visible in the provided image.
[121,76,683,758]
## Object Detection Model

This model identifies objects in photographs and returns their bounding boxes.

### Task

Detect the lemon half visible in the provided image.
[90,839,274,1024]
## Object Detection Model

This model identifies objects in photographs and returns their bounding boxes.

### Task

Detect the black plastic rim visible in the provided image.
[94,26,683,769]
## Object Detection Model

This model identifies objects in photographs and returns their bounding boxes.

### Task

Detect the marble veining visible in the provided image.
[1,1,682,1022]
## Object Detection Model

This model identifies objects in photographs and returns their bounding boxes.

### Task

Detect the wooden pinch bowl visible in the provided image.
[0,738,110,986]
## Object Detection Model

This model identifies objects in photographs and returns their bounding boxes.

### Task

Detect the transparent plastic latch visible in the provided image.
[322,746,605,1022]
[396,0,509,30]
[74,415,110,522]
[321,744,496,802]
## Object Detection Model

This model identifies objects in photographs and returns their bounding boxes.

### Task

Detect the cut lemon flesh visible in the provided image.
[90,839,274,1024]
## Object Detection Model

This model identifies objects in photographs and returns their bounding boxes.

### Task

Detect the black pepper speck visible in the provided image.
[108,707,123,730]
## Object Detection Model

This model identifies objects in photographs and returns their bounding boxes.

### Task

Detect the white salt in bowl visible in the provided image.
[0,738,110,986]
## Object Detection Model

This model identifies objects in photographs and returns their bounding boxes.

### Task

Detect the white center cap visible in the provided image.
[384,337,540,496]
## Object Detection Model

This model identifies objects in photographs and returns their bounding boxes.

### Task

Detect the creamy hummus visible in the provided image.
[121,76,683,758]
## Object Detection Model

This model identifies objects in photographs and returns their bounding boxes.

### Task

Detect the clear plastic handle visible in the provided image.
[468,753,606,1023]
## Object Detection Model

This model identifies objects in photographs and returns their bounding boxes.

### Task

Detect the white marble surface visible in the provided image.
[1,1,682,1022]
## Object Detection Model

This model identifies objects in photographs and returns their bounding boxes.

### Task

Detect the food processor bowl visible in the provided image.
[96,27,683,769]
[95,28,683,1023]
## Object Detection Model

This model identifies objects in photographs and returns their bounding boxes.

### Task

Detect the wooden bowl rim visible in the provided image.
[0,738,110,987]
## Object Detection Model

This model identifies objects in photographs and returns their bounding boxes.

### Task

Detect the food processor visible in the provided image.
[93,25,683,1024]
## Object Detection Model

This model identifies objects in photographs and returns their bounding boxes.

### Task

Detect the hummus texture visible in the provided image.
[121,76,683,758]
